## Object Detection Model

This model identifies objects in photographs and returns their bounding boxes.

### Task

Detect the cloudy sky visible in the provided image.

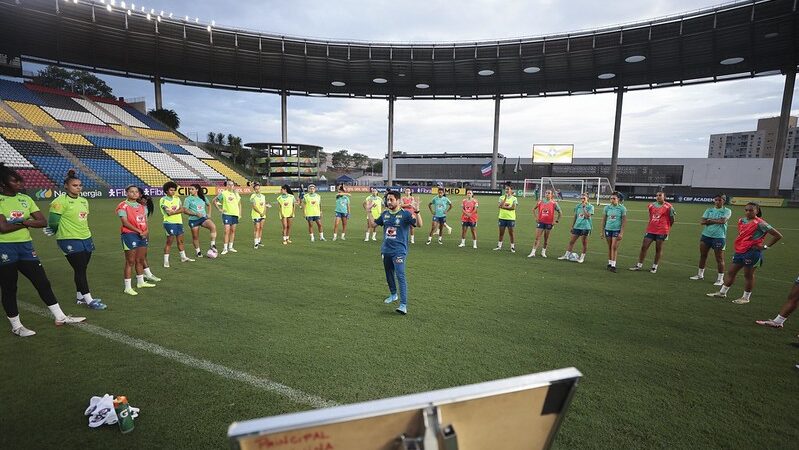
[32,0,799,159]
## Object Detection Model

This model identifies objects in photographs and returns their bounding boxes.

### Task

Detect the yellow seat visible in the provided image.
[5,101,63,128]
[0,104,16,124]
[0,127,44,142]
[133,128,182,141]
[202,159,249,186]
[104,149,170,186]
[47,132,93,146]
[110,124,136,137]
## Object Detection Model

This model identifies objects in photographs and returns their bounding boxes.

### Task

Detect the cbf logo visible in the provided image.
[78,211,88,220]
[35,189,54,199]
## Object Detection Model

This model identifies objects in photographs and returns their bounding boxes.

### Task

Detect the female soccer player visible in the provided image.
[118,186,157,296]
[427,187,452,245]
[0,163,86,337]
[459,189,479,249]
[44,170,106,309]
[600,192,627,272]
[400,187,419,244]
[250,182,271,248]
[755,274,799,328]
[629,191,675,273]
[160,181,194,267]
[690,194,731,285]
[528,189,561,258]
[494,185,518,253]
[332,185,350,241]
[558,193,593,263]
[376,190,423,315]
[707,202,783,304]
[363,187,382,241]
[183,184,217,257]
[277,184,296,245]
[303,184,325,242]
[214,180,241,255]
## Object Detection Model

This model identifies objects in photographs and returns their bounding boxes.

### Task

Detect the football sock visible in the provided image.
[83,293,94,304]
[743,291,751,300]
[320,233,325,239]
[366,232,370,240]
[136,275,145,285]
[223,243,229,251]
[76,291,83,301]
[47,304,66,321]
[608,259,612,265]
[697,268,705,277]
[720,285,730,294]
[635,262,643,268]
[210,240,216,247]
[496,241,502,248]
[774,315,787,324]
[716,273,724,282]
[652,264,658,271]
[124,278,132,290]
[310,234,315,241]
[179,251,187,259]
[372,232,376,239]
[163,254,170,265]
[610,260,616,267]
[143,268,155,278]
[510,243,515,250]
[8,315,22,330]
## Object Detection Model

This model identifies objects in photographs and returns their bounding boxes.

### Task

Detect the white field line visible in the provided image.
[19,302,338,410]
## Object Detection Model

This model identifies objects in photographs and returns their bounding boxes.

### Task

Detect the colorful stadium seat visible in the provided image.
[103,149,169,186]
[202,159,248,185]
[0,80,45,104]
[137,151,200,180]
[174,154,225,180]
[0,104,17,124]
[85,135,159,152]
[133,127,182,141]
[5,101,63,128]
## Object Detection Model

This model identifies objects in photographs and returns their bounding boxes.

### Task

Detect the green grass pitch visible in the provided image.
[1,193,798,449]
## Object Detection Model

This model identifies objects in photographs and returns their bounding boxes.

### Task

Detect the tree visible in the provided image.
[207,132,216,143]
[351,153,370,170]
[331,150,351,169]
[372,161,383,173]
[215,133,225,146]
[148,109,180,130]
[33,66,114,98]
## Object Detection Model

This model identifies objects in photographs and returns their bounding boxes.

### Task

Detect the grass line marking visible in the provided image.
[19,302,338,410]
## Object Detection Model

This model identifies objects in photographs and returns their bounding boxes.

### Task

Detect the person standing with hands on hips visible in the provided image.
[427,187,452,245]
[557,193,593,263]
[494,185,518,253]
[376,191,422,315]
[528,189,561,258]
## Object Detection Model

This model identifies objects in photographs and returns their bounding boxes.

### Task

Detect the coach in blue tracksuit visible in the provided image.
[375,190,422,315]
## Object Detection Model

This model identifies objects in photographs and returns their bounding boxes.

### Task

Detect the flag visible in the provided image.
[513,156,521,173]
[480,161,492,177]
[502,157,507,174]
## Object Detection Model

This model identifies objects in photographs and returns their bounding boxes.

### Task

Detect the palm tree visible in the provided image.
[207,132,215,143]
[216,133,225,146]
[148,109,180,130]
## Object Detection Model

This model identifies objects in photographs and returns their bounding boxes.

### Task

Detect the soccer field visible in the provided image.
[2,193,798,449]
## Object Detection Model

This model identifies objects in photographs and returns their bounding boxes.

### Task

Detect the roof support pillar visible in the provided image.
[608,88,624,191]
[491,95,501,189]
[154,75,163,110]
[769,66,796,197]
[280,91,288,144]
[387,96,395,187]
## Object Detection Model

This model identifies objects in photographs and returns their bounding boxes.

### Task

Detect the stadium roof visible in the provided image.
[0,0,796,99]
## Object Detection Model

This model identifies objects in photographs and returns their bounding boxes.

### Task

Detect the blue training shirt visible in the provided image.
[375,209,416,255]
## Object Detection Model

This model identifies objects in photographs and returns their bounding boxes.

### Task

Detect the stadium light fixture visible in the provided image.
[131,3,134,9]
[211,20,216,26]
[146,12,151,20]
[523,66,541,73]
[415,83,430,89]
[100,0,105,3]
[720,57,744,65]
[764,32,779,38]
[159,10,163,16]
[331,81,346,87]
[184,15,188,21]
[157,15,161,22]
[120,1,125,8]
[478,69,494,76]
[625,55,646,63]
[150,8,154,14]
[127,9,131,15]
[106,4,112,12]
[207,25,212,32]
[73,0,78,3]
[168,12,173,18]
[373,78,388,84]
[194,17,199,23]
[598,73,615,79]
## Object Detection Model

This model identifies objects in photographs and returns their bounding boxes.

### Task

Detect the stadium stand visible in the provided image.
[0,135,34,168]
[109,124,136,136]
[61,121,120,135]
[72,98,120,124]
[42,106,106,125]
[0,79,45,104]
[134,128,182,141]
[137,151,198,180]
[202,159,248,185]
[174,154,226,180]
[0,126,44,142]
[123,105,169,131]
[85,135,159,152]
[0,105,17,123]
[5,101,63,128]
[180,144,215,159]
[161,143,191,155]
[91,102,147,128]
[103,149,170,186]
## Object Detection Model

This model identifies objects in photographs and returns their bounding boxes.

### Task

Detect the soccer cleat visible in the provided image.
[258,242,265,247]
[650,267,657,274]
[689,275,703,280]
[713,279,724,286]
[286,240,292,244]
[493,246,502,251]
[144,275,161,282]
[445,225,453,235]
[341,236,346,241]
[124,288,138,296]
[229,248,238,253]
[438,240,443,245]
[282,240,288,245]
[606,264,611,270]
[458,243,465,248]
[755,319,783,328]
[510,247,516,253]
[629,266,642,271]
[541,249,547,258]
[396,304,407,315]
[181,257,195,263]
[163,261,170,268]
[426,240,432,245]
[55,315,86,326]
[473,243,477,249]
[320,237,326,241]
[706,291,726,298]
[384,293,398,304]
[196,252,203,258]
[137,282,156,288]
[364,237,369,242]
[12,326,36,337]
[577,256,585,264]
[87,301,108,310]
[609,266,617,273]
[732,297,750,304]
[527,251,536,258]
[221,249,229,254]
[557,253,570,260]
[254,244,259,249]
[371,236,377,241]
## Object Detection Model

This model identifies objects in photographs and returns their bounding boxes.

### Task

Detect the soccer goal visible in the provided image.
[526,177,613,205]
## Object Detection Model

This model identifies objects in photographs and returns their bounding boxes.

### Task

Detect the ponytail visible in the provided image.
[746,202,763,218]
[192,184,206,203]
[64,169,79,185]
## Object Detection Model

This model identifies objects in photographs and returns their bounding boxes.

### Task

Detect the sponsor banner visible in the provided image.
[30,188,104,200]
[730,196,786,207]
[626,194,677,202]
[106,185,278,198]
[676,195,718,204]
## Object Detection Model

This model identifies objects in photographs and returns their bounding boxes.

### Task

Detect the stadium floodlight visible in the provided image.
[194,17,199,23]
[120,1,125,8]
[106,4,112,12]
[127,9,131,15]
[159,10,163,16]
[184,15,188,21]
[624,55,646,63]
[157,15,161,22]
[146,12,151,20]
[331,81,346,87]
[523,66,541,73]
[168,12,173,18]
[73,0,78,3]
[211,20,216,26]
[99,0,105,3]
[372,78,388,84]
[598,73,615,79]
[207,25,212,32]
[228,368,581,450]
[109,0,115,6]
[478,69,494,76]
[150,8,154,13]
[720,57,744,65]
[416,83,430,89]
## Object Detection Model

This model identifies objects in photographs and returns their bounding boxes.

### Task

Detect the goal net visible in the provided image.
[525,177,613,205]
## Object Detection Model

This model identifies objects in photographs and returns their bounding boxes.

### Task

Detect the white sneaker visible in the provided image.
[577,256,585,264]
[371,236,377,241]
[650,267,657,274]
[163,261,170,268]
[713,279,724,286]
[55,315,86,326]
[473,243,477,249]
[12,326,36,337]
[493,246,502,251]
[557,253,570,260]
[341,236,346,241]
[689,275,703,280]
[221,249,229,255]
[458,243,465,248]
[527,251,535,258]
[732,297,750,304]
[320,237,326,241]
[445,225,453,235]
[541,249,547,258]
[229,248,238,253]
[706,291,727,298]
[510,247,516,253]
[364,237,369,242]
[332,235,337,241]
[426,240,432,245]
[144,274,161,282]
[181,257,195,263]
[755,319,783,328]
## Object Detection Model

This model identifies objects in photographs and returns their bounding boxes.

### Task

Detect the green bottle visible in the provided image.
[113,396,135,434]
